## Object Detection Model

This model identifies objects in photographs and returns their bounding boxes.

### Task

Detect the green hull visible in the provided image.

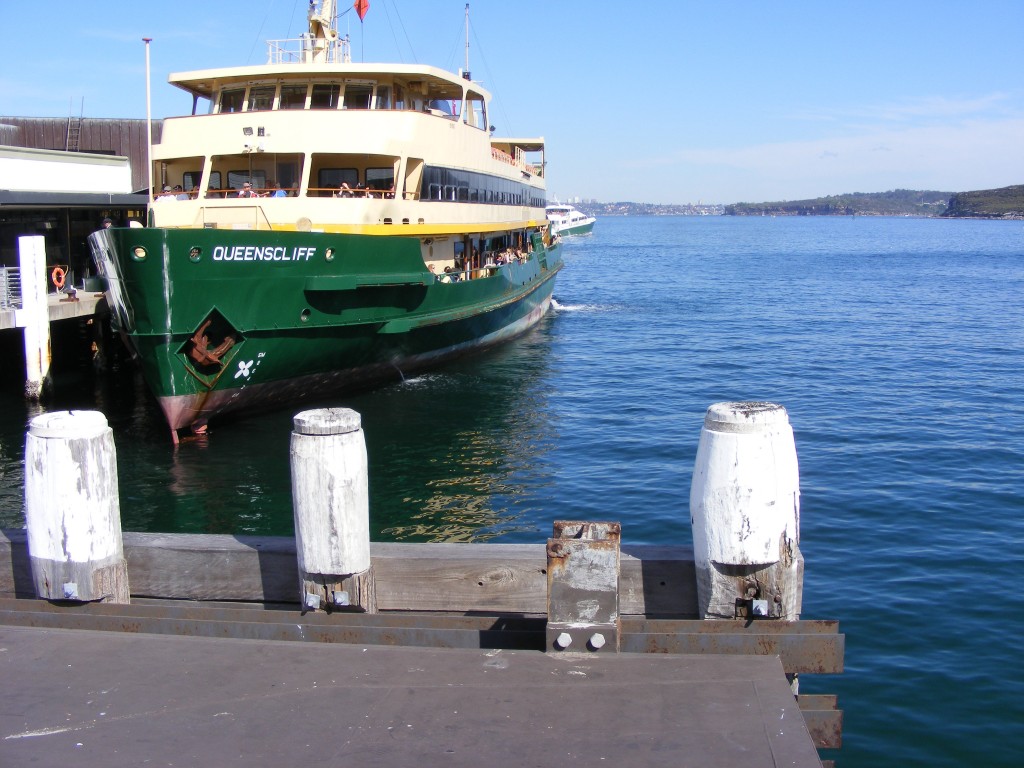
[557,220,595,237]
[90,227,562,435]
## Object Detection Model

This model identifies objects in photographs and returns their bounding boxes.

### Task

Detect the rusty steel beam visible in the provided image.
[623,617,841,634]
[0,597,545,631]
[619,631,844,674]
[0,607,545,651]
[799,695,844,749]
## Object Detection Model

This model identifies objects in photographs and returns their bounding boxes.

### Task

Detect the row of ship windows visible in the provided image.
[219,83,384,112]
[173,165,543,207]
[421,167,545,208]
[214,83,487,129]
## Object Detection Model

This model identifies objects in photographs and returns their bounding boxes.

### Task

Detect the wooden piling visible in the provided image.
[689,402,803,620]
[24,410,129,603]
[290,408,375,612]
[17,235,51,400]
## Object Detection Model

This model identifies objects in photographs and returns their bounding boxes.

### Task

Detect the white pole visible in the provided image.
[690,402,802,620]
[24,411,129,603]
[17,236,50,400]
[143,37,153,204]
[290,408,374,612]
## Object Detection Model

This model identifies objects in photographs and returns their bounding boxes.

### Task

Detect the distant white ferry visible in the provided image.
[546,203,596,237]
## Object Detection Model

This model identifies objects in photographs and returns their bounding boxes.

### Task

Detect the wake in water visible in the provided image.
[395,372,450,388]
[551,298,615,313]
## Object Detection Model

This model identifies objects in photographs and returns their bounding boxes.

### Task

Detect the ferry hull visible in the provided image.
[556,220,595,237]
[90,227,561,434]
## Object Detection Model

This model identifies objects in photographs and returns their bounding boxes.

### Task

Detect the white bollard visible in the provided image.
[690,402,802,620]
[24,410,129,603]
[17,235,51,400]
[290,408,374,612]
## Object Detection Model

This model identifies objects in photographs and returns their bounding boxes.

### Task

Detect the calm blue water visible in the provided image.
[2,215,1022,766]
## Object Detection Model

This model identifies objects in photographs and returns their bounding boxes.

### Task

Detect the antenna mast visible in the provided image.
[463,4,470,80]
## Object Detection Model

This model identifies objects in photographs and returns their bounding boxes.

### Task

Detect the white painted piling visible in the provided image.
[290,408,375,612]
[24,410,129,603]
[17,235,51,400]
[690,402,802,620]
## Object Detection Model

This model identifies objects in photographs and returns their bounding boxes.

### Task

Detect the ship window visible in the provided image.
[228,170,267,191]
[366,167,394,192]
[247,86,275,112]
[374,86,392,110]
[280,84,308,109]
[183,171,203,192]
[344,84,373,110]
[310,84,341,109]
[465,91,486,130]
[319,168,359,194]
[219,88,245,113]
[428,99,455,117]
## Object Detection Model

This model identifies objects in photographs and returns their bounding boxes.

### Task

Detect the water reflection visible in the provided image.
[0,314,559,541]
[352,322,557,542]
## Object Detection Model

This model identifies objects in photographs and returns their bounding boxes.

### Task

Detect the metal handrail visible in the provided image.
[266,35,352,65]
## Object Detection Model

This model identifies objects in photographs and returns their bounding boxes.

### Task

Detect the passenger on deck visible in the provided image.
[237,182,258,198]
[271,182,287,198]
[336,183,353,198]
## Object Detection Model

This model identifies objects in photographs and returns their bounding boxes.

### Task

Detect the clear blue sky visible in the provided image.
[2,0,1022,204]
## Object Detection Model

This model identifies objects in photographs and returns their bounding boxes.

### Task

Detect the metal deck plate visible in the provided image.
[0,624,822,767]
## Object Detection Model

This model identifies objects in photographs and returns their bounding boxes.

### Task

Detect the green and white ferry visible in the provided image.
[90,1,562,442]
[546,203,596,237]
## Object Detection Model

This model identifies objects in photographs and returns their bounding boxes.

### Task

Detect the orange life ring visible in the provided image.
[51,266,66,290]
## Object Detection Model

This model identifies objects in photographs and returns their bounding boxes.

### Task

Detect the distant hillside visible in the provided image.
[942,185,1024,219]
[577,201,724,217]
[725,189,951,217]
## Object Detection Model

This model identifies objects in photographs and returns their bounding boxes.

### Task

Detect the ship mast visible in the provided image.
[306,0,338,63]
[463,4,471,80]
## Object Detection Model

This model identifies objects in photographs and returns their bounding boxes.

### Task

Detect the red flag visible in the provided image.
[354,0,369,21]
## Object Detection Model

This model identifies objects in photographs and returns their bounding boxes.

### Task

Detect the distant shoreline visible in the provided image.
[574,184,1024,220]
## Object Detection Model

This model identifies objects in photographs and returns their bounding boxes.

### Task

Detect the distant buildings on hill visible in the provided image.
[574,200,725,217]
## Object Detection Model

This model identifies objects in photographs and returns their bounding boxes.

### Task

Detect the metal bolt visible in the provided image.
[555,632,573,650]
[588,633,606,650]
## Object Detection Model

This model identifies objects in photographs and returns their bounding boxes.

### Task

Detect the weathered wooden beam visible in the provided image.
[0,529,698,616]
[290,408,374,613]
[23,411,129,604]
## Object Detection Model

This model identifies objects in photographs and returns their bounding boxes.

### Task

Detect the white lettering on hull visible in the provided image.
[211,246,317,262]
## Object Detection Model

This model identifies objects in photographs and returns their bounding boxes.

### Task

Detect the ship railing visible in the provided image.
[266,34,352,65]
[490,148,541,178]
[0,267,22,310]
[491,147,517,166]
[306,187,400,199]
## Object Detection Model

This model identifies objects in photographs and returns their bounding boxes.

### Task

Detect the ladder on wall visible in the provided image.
[66,116,81,152]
